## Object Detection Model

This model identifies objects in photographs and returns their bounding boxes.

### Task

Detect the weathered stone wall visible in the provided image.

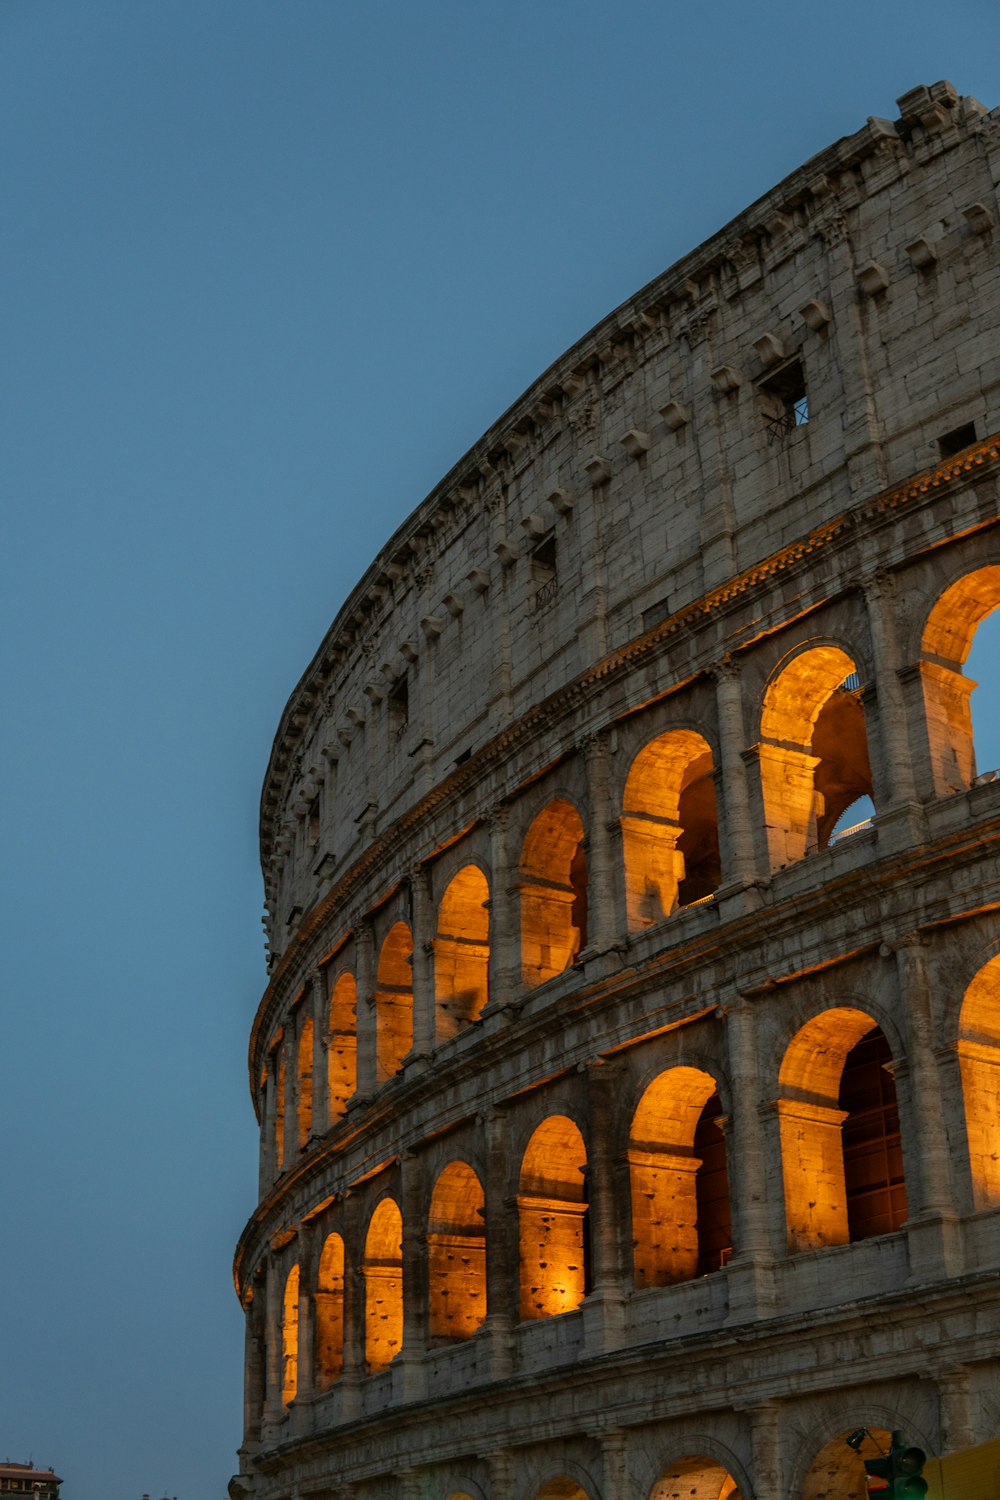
[233,84,1000,1500]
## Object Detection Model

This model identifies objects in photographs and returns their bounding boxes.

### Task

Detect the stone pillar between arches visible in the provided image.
[353,919,377,1101]
[483,1108,516,1378]
[582,1061,626,1353]
[722,998,778,1322]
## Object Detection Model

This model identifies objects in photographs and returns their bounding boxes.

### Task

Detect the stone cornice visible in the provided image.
[251,1265,1000,1481]
[247,433,1000,1108]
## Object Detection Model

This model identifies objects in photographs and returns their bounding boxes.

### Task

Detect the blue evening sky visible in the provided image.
[1,5,998,1499]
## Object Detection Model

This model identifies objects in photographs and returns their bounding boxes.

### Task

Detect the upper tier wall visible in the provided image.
[259,82,1000,969]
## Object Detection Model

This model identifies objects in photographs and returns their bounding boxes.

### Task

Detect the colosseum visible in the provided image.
[232,82,1000,1500]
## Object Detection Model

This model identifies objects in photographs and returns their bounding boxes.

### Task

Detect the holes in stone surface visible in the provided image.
[629,1066,730,1288]
[364,1199,403,1372]
[650,1456,741,1500]
[518,1115,588,1320]
[938,420,976,458]
[327,971,357,1119]
[427,1161,487,1343]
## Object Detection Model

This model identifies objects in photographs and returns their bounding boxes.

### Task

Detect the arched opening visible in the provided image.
[281,1262,299,1407]
[314,1233,345,1387]
[518,1115,588,1319]
[275,1054,286,1171]
[621,730,721,930]
[759,646,874,870]
[296,1019,313,1151]
[921,566,1000,794]
[778,1009,907,1252]
[363,1199,403,1372]
[520,801,588,987]
[957,955,1000,1208]
[801,1429,892,1500]
[427,1161,487,1342]
[534,1482,590,1500]
[435,866,490,1040]
[327,971,357,1119]
[375,922,413,1082]
[649,1455,742,1500]
[629,1066,732,1287]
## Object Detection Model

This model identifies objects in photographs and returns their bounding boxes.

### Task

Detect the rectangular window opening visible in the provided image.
[387,673,409,741]
[938,421,977,459]
[307,796,321,848]
[531,533,558,609]
[758,357,809,442]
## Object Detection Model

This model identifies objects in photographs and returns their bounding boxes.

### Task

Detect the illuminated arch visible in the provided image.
[621,729,720,931]
[281,1262,299,1407]
[800,1428,893,1500]
[315,1232,345,1387]
[364,1199,403,1371]
[777,1008,907,1252]
[518,1115,588,1319]
[327,971,357,1119]
[957,955,1000,1208]
[919,565,1000,794]
[427,1161,486,1342]
[519,800,588,987]
[435,866,490,1040]
[533,1483,591,1500]
[375,922,413,1082]
[758,645,874,869]
[296,1018,313,1151]
[629,1066,731,1286]
[649,1454,742,1500]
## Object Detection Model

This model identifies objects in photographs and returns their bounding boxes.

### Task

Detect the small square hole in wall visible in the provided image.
[938,421,977,459]
[387,673,409,741]
[758,358,809,442]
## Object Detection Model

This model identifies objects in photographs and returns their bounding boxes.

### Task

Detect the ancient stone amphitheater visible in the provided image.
[232,83,1000,1500]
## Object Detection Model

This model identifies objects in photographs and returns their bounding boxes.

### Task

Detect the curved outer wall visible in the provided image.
[234,83,1000,1500]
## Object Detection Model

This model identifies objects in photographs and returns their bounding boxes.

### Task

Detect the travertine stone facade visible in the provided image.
[232,83,1000,1500]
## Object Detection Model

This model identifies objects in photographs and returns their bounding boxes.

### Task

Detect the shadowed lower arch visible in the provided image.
[778,1007,907,1251]
[428,1160,487,1341]
[630,1065,731,1285]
